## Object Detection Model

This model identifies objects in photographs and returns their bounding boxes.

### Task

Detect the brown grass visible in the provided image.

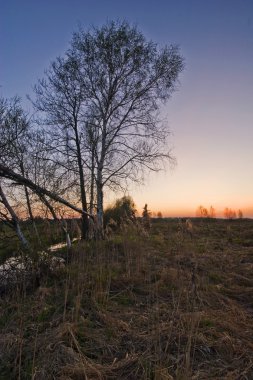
[1,218,253,379]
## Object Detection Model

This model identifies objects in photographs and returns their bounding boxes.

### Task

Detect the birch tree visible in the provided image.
[32,20,184,233]
[71,21,184,228]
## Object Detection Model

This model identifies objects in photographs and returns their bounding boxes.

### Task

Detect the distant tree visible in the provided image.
[209,206,216,218]
[157,211,163,218]
[196,205,209,218]
[142,204,151,229]
[238,209,243,219]
[224,207,236,219]
[196,205,216,218]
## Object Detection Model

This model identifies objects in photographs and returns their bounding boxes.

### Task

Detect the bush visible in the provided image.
[104,196,137,227]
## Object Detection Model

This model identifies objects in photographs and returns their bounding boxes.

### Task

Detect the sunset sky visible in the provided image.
[1,0,253,217]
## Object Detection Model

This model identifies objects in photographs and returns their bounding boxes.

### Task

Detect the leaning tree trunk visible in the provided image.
[0,163,93,218]
[0,184,30,249]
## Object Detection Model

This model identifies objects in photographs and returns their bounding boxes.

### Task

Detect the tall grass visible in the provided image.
[1,218,253,379]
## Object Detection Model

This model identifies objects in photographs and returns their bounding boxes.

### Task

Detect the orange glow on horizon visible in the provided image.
[136,205,253,219]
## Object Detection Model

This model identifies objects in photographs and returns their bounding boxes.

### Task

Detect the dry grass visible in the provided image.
[1,218,253,379]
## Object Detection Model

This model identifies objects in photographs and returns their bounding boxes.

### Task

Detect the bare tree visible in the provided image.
[142,204,151,230]
[0,95,93,248]
[71,20,184,228]
[196,205,209,218]
[0,97,36,245]
[224,207,236,219]
[0,97,62,242]
[209,206,216,218]
[31,21,183,234]
[238,209,243,219]
[0,97,29,163]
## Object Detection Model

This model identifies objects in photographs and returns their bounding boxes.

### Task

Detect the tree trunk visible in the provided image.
[90,146,95,215]
[74,122,89,240]
[0,184,30,249]
[39,194,58,220]
[96,168,104,233]
[16,222,30,248]
[78,163,89,240]
[24,185,41,243]
[0,163,92,217]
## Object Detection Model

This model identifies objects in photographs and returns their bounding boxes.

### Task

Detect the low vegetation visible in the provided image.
[1,217,253,379]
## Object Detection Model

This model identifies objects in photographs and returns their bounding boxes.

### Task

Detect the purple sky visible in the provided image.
[1,0,253,216]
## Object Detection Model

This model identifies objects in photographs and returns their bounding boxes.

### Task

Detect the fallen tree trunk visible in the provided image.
[0,163,92,218]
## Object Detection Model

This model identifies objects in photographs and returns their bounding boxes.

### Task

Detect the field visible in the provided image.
[1,218,253,379]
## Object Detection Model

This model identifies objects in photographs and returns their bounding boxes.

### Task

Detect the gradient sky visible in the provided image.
[1,0,253,217]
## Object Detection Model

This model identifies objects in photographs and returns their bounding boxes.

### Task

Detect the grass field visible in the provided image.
[0,218,253,379]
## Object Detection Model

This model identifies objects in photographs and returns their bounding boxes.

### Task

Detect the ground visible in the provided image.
[0,218,253,379]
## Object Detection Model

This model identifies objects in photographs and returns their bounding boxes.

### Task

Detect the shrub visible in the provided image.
[104,196,137,227]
